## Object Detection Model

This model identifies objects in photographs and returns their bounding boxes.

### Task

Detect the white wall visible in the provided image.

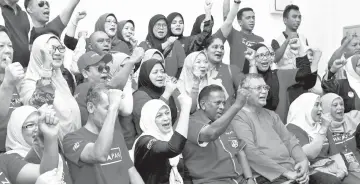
[18,0,360,75]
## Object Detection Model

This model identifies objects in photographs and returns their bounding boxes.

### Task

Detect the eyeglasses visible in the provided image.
[255,52,275,60]
[105,20,117,25]
[86,64,110,73]
[155,23,167,29]
[247,85,270,92]
[38,1,49,8]
[22,122,37,130]
[52,45,66,53]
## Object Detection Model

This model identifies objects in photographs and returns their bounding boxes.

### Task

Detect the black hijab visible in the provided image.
[243,43,279,111]
[145,14,169,53]
[138,59,178,123]
[167,12,184,38]
[190,14,214,36]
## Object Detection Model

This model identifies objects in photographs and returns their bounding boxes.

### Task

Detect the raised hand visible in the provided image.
[38,104,59,140]
[75,11,87,23]
[167,36,178,45]
[131,47,145,63]
[4,62,25,85]
[330,58,347,73]
[164,76,177,95]
[235,88,250,107]
[108,89,123,110]
[177,93,192,109]
[244,48,256,62]
[289,38,300,50]
[129,36,138,48]
[204,0,213,12]
[78,31,88,38]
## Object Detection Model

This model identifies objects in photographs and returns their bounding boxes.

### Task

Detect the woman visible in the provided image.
[286,93,348,183]
[139,14,186,78]
[243,43,317,123]
[19,34,81,141]
[321,93,360,178]
[323,54,360,113]
[167,0,213,55]
[132,95,192,184]
[5,106,38,158]
[132,59,178,137]
[178,51,227,112]
[112,20,136,55]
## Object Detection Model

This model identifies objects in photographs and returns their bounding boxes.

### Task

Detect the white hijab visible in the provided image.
[5,106,38,157]
[345,55,360,98]
[19,34,81,141]
[287,93,322,140]
[130,99,183,184]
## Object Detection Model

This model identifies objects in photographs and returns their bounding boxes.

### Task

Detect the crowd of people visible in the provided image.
[1,0,360,183]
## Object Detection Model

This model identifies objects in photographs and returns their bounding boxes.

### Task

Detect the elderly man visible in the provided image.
[231,74,310,184]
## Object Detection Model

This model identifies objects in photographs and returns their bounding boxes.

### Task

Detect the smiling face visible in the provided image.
[121,22,135,42]
[104,15,117,38]
[153,19,168,39]
[0,31,13,72]
[170,15,184,36]
[149,63,165,87]
[192,53,209,77]
[28,0,50,24]
[82,61,110,83]
[22,112,39,146]
[47,38,65,69]
[311,97,322,122]
[255,46,271,72]
[155,105,172,134]
[205,38,225,64]
[329,97,345,122]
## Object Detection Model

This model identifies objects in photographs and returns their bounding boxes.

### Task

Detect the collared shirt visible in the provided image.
[0,1,31,67]
[182,110,246,184]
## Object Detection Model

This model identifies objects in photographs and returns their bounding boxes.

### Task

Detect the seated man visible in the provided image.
[63,83,144,184]
[231,74,309,184]
[182,84,255,184]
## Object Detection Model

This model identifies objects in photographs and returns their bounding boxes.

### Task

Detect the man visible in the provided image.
[0,25,25,152]
[272,5,309,69]
[63,83,144,184]
[223,0,264,70]
[182,84,255,183]
[0,104,61,184]
[231,74,309,184]
[25,0,80,46]
[0,0,31,67]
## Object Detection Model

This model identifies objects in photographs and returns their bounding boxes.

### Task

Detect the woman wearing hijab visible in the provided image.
[132,95,192,184]
[112,20,136,55]
[139,14,186,78]
[244,43,317,123]
[19,34,81,141]
[321,93,360,179]
[132,59,178,137]
[167,0,213,55]
[323,54,360,113]
[178,51,227,112]
[286,93,349,183]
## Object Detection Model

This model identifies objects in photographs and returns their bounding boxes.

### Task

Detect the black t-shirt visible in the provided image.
[0,154,27,183]
[29,16,65,45]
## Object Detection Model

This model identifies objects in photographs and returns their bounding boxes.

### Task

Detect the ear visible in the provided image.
[237,20,242,27]
[87,102,95,114]
[199,100,206,111]
[81,69,89,78]
[88,44,93,51]
[283,17,287,24]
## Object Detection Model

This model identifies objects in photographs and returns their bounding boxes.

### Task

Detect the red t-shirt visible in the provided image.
[0,154,27,184]
[63,127,133,184]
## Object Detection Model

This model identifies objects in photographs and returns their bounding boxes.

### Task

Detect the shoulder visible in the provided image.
[136,135,158,150]
[133,90,151,99]
[63,128,87,143]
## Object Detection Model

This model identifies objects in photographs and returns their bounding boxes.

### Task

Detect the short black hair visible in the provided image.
[198,85,224,105]
[204,36,224,49]
[283,4,300,18]
[237,7,254,20]
[0,25,9,35]
[24,0,31,10]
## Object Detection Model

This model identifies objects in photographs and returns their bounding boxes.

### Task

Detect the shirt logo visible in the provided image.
[230,140,239,148]
[0,172,10,184]
[348,91,354,98]
[147,139,157,149]
[101,147,123,166]
[73,141,81,151]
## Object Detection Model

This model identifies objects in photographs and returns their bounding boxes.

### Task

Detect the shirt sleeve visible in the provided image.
[271,39,280,51]
[62,131,91,167]
[6,154,28,184]
[24,148,41,164]
[286,124,310,147]
[187,115,210,147]
[212,29,227,43]
[64,34,79,51]
[187,19,214,54]
[231,113,287,182]
[46,15,66,38]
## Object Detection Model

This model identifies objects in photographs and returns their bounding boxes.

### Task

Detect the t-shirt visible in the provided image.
[0,154,27,184]
[227,28,264,70]
[29,16,65,45]
[182,110,246,184]
[0,2,31,67]
[63,127,133,184]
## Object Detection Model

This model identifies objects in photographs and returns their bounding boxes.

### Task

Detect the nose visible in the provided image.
[218,102,225,110]
[3,45,12,54]
[318,105,323,112]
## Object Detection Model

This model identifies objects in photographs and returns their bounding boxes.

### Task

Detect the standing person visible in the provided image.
[139,14,186,78]
[0,25,25,153]
[25,0,80,47]
[63,83,144,184]
[19,34,81,141]
[132,95,192,184]
[167,0,213,55]
[222,0,264,70]
[231,74,310,184]
[272,5,309,69]
[0,0,31,67]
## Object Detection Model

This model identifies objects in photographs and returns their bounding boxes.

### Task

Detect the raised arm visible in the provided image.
[220,0,241,39]
[79,89,122,163]
[327,34,353,69]
[223,0,230,21]
[322,58,348,94]
[59,0,81,26]
[199,88,249,143]
[244,48,258,74]
[274,32,298,63]
[64,11,86,51]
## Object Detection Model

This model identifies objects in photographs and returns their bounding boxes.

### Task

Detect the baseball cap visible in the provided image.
[77,51,113,72]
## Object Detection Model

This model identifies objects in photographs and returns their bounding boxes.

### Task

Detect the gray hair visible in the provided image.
[240,73,265,88]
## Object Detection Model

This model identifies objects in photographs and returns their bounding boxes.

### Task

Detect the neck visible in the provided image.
[209,60,220,69]
[285,27,297,35]
[31,17,46,27]
[84,119,101,135]
[241,28,252,35]
[244,103,261,113]
[4,0,17,12]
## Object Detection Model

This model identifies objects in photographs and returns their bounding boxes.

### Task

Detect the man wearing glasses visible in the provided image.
[231,73,310,184]
[24,0,80,46]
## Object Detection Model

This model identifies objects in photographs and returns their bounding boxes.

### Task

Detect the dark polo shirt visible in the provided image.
[0,1,31,67]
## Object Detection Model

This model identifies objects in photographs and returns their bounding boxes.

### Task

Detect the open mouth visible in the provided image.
[43,11,50,16]
[162,122,171,127]
[110,28,116,32]
[259,96,266,101]
[214,53,222,58]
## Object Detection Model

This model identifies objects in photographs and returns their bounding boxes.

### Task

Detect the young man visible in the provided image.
[24,0,80,45]
[0,25,25,152]
[272,5,309,69]
[0,0,31,67]
[182,84,255,184]
[63,83,144,184]
[223,0,264,70]
[231,74,310,184]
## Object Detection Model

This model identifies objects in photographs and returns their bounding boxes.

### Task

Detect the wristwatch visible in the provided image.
[246,176,256,183]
